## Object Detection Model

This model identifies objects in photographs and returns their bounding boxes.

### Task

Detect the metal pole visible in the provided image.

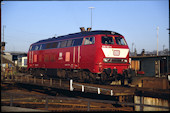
[70,79,73,91]
[132,43,134,56]
[3,25,5,42]
[111,90,113,96]
[82,85,84,92]
[157,26,159,56]
[98,88,100,94]
[91,8,92,28]
[88,7,95,29]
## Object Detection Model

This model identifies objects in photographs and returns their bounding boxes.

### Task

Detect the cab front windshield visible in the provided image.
[101,36,114,44]
[101,36,127,45]
[115,37,127,45]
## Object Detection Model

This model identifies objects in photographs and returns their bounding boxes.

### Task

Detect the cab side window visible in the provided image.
[72,38,83,46]
[60,40,67,48]
[35,45,39,50]
[84,37,95,45]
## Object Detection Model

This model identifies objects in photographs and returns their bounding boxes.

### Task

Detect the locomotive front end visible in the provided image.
[98,34,130,83]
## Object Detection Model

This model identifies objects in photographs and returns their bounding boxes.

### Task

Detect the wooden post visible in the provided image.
[10,95,13,107]
[45,96,48,110]
[21,76,22,82]
[50,78,52,86]
[15,76,17,81]
[27,76,29,83]
[59,79,62,87]
[87,101,90,111]
[34,77,36,84]
[140,96,144,111]
[11,73,13,80]
[42,78,44,84]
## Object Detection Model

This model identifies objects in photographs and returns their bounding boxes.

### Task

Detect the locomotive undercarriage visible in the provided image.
[29,68,135,85]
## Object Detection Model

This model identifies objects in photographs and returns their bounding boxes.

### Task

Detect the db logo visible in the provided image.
[113,50,120,56]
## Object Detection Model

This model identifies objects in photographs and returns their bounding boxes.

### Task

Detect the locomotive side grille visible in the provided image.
[103,58,127,63]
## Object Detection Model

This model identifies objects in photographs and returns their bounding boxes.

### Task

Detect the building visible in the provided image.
[130,55,170,77]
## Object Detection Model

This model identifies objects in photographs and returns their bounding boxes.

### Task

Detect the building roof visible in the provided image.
[130,55,170,60]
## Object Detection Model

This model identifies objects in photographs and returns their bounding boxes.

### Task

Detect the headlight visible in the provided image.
[124,59,127,62]
[121,59,127,63]
[104,58,128,63]
[103,58,109,62]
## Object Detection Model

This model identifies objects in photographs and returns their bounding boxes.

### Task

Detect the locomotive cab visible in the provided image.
[96,34,130,83]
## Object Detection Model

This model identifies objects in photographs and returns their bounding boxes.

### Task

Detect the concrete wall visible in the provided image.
[134,96,169,111]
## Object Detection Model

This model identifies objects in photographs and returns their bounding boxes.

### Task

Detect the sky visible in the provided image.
[1,0,169,53]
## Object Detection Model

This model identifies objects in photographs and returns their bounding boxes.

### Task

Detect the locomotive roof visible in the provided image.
[33,30,122,45]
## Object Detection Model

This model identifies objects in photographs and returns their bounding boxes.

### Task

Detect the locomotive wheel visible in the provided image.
[89,73,96,83]
[32,69,40,77]
[82,71,90,83]
[39,69,47,77]
[79,71,85,82]
[100,73,108,84]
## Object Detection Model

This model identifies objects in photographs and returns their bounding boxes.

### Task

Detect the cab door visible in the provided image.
[80,36,96,72]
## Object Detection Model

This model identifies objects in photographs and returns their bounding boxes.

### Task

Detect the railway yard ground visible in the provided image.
[1,80,133,112]
[1,72,170,112]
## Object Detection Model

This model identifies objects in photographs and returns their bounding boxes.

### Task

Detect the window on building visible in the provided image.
[24,59,27,66]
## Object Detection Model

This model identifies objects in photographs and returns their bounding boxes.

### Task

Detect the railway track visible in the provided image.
[2,74,170,111]
[1,82,134,112]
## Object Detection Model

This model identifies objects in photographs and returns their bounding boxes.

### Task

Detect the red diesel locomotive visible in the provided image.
[27,28,131,84]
